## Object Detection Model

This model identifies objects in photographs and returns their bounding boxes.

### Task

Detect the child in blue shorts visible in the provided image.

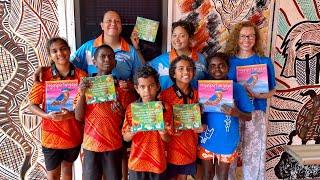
[198,52,253,180]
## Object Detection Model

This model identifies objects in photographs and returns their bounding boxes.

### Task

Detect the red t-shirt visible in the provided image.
[159,85,199,165]
[122,101,173,174]
[28,65,87,149]
[82,85,136,152]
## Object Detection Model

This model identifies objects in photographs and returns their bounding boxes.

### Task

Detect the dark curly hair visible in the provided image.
[206,52,230,67]
[169,55,195,82]
[133,65,160,85]
[172,20,196,37]
[224,21,264,56]
[94,44,115,59]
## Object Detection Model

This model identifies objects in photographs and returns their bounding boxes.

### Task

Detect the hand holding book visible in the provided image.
[221,104,237,116]
[130,26,140,50]
[118,80,134,91]
[46,108,74,121]
[193,124,206,133]
[244,85,274,99]
[221,104,252,121]
[79,78,92,96]
[135,17,159,43]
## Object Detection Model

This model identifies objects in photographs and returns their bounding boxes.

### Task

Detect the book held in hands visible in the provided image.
[135,16,159,43]
[83,75,116,104]
[45,80,78,113]
[173,104,201,130]
[131,101,164,132]
[236,64,269,94]
[198,80,233,113]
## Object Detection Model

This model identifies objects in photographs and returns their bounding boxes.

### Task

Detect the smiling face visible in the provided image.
[238,26,256,52]
[93,47,116,75]
[49,40,71,66]
[101,11,122,37]
[135,76,160,103]
[173,59,195,85]
[208,57,229,80]
[171,26,191,52]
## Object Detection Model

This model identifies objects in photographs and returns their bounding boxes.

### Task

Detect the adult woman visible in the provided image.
[148,20,207,90]
[225,21,276,180]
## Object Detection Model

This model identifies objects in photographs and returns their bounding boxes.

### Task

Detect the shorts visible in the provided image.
[42,146,81,171]
[129,170,166,180]
[166,162,196,178]
[197,146,238,163]
[82,148,122,180]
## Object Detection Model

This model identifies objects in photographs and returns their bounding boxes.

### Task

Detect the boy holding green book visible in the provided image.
[75,44,135,180]
[122,65,172,180]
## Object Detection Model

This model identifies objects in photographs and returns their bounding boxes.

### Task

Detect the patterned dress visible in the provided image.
[228,54,276,180]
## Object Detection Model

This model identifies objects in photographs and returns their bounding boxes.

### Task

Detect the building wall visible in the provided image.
[267,0,320,179]
[0,0,319,179]
[0,0,59,179]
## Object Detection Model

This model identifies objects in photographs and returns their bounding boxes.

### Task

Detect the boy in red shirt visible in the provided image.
[75,44,135,180]
[28,37,87,180]
[122,66,172,180]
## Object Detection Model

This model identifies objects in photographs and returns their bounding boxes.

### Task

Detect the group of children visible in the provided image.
[29,18,276,180]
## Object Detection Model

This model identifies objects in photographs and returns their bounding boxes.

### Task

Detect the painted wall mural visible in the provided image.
[172,0,272,56]
[0,0,319,179]
[267,0,320,179]
[0,0,58,179]
[174,0,320,179]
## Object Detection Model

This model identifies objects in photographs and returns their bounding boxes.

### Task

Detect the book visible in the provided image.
[135,16,159,42]
[83,75,116,104]
[198,80,233,113]
[131,101,164,132]
[236,64,269,93]
[45,80,78,113]
[173,104,201,130]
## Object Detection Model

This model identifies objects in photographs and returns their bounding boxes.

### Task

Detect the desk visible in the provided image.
[285,144,320,165]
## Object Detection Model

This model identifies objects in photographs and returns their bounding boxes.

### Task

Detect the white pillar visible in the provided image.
[57,0,76,54]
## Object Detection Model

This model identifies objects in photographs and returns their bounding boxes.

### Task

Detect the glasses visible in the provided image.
[239,34,256,40]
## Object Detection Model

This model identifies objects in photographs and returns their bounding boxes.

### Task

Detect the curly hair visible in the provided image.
[206,52,230,67]
[172,20,196,37]
[94,44,115,59]
[169,55,195,82]
[133,65,160,85]
[224,21,264,56]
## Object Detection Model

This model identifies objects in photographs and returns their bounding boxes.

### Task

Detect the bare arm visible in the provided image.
[247,88,276,99]
[29,103,74,121]
[33,67,45,82]
[29,104,50,119]
[131,27,145,64]
[74,79,89,121]
[221,104,252,121]
[74,94,86,121]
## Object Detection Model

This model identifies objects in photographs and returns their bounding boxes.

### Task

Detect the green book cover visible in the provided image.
[135,16,159,42]
[84,75,116,104]
[173,104,201,130]
[131,101,164,132]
